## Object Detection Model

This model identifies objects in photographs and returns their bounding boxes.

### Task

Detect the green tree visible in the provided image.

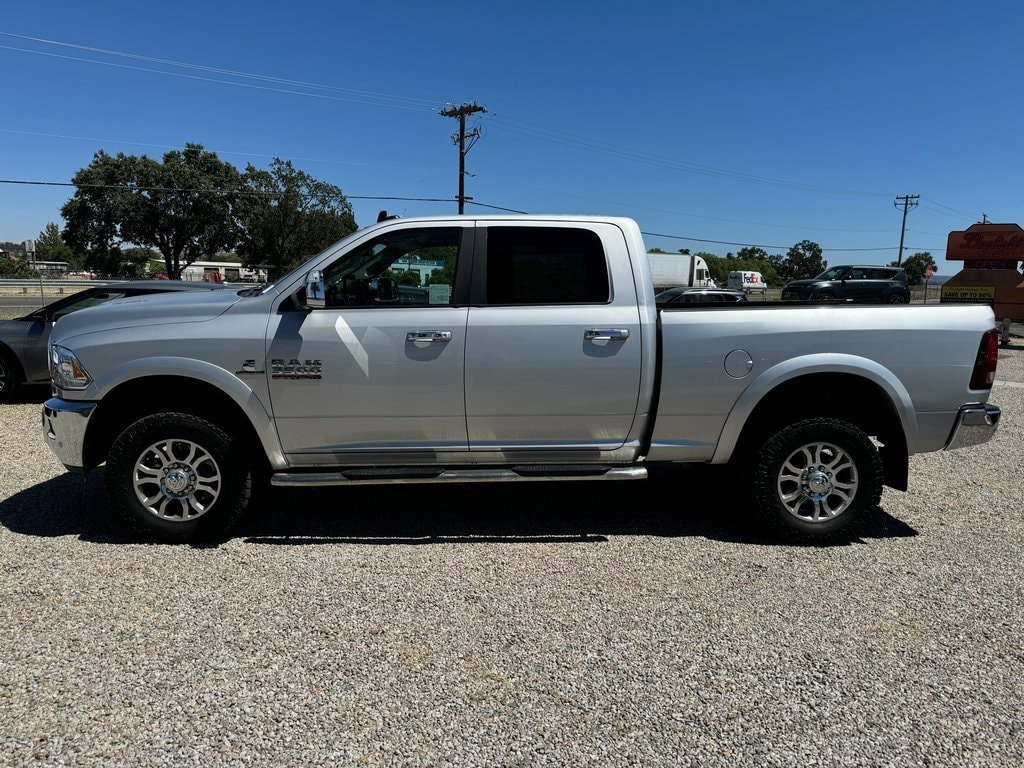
[0,255,39,278]
[892,251,937,286]
[780,240,826,282]
[697,252,727,285]
[35,222,77,265]
[62,144,241,279]
[422,246,459,288]
[703,248,782,286]
[235,158,357,279]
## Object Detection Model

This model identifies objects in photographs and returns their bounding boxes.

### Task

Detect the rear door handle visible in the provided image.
[585,328,630,341]
[406,330,452,343]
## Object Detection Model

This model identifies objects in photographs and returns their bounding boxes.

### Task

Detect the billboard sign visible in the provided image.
[946,223,1024,265]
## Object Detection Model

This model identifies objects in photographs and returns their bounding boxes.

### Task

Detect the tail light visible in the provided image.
[969,329,999,390]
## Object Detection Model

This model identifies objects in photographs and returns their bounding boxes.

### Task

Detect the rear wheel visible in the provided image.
[105,413,251,542]
[749,418,883,542]
[0,354,17,402]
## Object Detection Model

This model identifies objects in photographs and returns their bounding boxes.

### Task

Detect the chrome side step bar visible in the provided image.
[271,466,648,488]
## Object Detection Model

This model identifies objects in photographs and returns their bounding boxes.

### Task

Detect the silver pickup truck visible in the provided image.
[41,215,1001,543]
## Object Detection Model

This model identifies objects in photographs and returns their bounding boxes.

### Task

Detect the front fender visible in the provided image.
[86,356,287,470]
[710,353,917,464]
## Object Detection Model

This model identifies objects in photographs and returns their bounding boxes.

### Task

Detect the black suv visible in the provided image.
[781,265,910,304]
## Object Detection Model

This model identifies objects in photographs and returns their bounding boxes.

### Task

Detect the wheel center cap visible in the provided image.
[164,469,190,494]
[806,470,831,494]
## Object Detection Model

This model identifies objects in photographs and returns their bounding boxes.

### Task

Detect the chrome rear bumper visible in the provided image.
[944,403,1001,451]
[41,397,96,473]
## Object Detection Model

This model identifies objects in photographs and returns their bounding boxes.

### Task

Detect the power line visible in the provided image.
[0,32,920,203]
[0,178,945,251]
[487,113,893,198]
[0,178,452,203]
[640,231,907,253]
[0,43,435,113]
[0,31,441,109]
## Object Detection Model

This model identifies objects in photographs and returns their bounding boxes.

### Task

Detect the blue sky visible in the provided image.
[2,1,1021,268]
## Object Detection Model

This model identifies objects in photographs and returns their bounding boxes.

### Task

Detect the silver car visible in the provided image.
[0,280,228,401]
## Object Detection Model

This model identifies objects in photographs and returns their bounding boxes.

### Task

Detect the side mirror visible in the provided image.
[304,269,325,309]
[376,276,399,303]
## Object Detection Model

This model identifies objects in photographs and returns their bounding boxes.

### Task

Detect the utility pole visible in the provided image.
[894,194,919,266]
[440,102,487,214]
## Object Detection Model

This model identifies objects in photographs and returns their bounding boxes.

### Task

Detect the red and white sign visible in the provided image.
[946,223,1024,264]
[925,265,933,280]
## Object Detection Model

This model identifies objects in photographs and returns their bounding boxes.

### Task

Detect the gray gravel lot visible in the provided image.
[2,346,1023,767]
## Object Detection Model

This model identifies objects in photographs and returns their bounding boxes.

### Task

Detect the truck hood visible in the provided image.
[51,289,244,345]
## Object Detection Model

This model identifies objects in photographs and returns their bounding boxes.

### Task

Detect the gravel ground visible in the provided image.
[2,346,1023,767]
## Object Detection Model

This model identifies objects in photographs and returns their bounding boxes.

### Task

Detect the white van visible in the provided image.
[727,270,766,295]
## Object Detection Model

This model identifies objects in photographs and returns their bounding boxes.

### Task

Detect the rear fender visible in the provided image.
[710,353,917,464]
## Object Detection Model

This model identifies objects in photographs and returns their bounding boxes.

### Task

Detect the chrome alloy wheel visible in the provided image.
[132,438,223,521]
[775,441,859,523]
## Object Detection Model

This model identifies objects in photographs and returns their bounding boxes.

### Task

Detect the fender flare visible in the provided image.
[88,357,287,470]
[710,353,918,464]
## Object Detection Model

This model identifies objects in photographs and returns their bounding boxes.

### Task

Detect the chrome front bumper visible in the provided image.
[944,403,1001,451]
[41,397,96,473]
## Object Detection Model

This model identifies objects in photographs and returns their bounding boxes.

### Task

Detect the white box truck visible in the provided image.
[647,252,715,291]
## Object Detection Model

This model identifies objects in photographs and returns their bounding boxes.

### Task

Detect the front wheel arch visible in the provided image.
[83,375,271,477]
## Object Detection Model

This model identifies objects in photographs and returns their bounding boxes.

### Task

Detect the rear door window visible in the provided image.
[484,226,609,305]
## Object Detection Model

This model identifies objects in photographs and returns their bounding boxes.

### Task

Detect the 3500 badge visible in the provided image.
[271,358,322,380]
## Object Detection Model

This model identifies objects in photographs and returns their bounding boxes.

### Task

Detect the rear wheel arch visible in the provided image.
[733,372,908,490]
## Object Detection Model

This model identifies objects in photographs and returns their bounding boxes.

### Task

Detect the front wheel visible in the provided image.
[105,413,252,542]
[749,418,883,542]
[888,293,908,304]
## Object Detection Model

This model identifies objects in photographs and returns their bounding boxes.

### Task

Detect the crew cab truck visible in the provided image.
[41,215,1001,543]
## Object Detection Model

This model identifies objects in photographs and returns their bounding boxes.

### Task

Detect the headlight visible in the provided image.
[50,345,93,390]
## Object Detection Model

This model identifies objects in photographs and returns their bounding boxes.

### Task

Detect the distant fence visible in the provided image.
[0,278,103,319]
[0,278,246,319]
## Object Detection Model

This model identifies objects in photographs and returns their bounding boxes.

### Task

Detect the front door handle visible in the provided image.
[585,328,630,341]
[406,330,452,343]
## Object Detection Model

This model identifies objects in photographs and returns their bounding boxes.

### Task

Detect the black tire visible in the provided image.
[0,353,18,403]
[105,413,251,543]
[749,418,883,542]
[888,293,908,304]
[811,291,838,302]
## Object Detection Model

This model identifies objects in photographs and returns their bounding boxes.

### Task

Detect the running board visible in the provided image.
[271,465,648,488]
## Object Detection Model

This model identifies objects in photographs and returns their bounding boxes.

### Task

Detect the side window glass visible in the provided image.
[321,227,461,308]
[485,227,609,305]
[51,291,129,321]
